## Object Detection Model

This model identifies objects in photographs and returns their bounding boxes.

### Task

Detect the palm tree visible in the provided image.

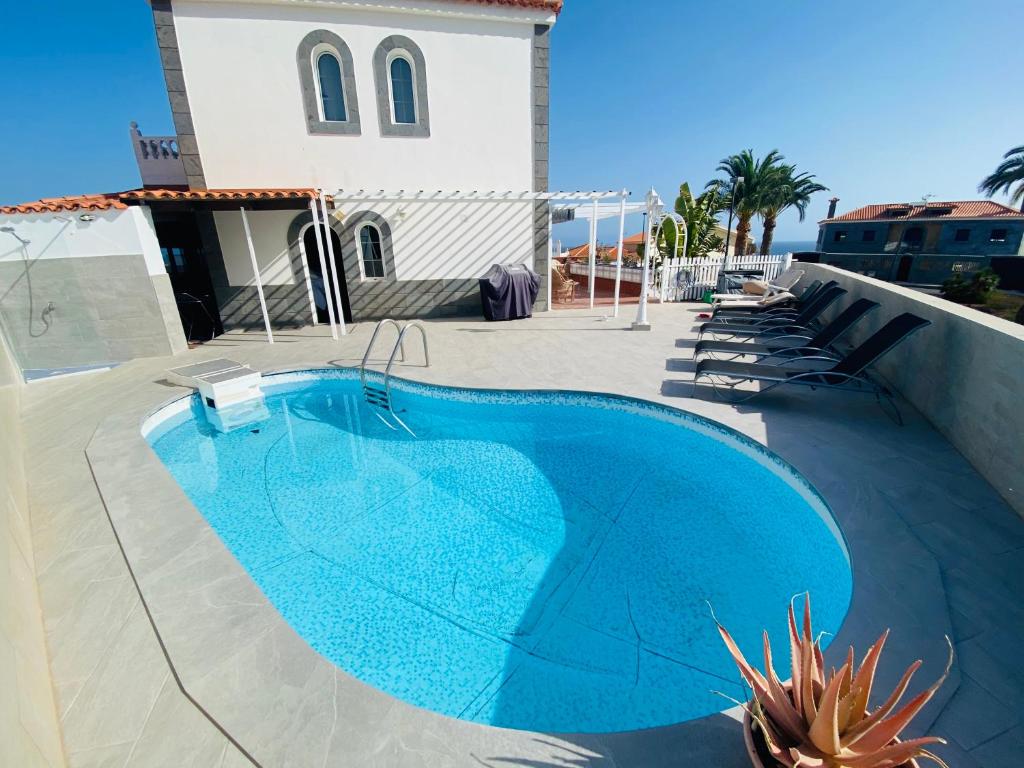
[979,145,1024,212]
[758,166,828,255]
[708,149,785,258]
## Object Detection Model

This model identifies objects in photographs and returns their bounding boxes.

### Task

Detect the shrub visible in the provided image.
[941,268,1000,304]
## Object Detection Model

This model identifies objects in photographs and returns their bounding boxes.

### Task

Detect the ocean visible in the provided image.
[770,240,817,255]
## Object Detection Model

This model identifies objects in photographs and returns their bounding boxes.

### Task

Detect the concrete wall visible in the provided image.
[171,0,545,191]
[0,209,187,372]
[803,263,1024,516]
[0,329,66,767]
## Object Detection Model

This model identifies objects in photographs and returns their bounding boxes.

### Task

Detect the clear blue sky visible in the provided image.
[2,0,1022,247]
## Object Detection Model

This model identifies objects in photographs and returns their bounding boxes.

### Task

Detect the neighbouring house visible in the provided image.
[817,200,1024,257]
[0,0,561,375]
[814,199,1024,284]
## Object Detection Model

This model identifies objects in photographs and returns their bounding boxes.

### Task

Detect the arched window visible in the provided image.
[296,30,360,136]
[389,56,416,124]
[316,52,346,122]
[358,224,386,278]
[373,35,429,137]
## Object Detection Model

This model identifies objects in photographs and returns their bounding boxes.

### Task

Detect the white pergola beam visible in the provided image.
[329,189,629,204]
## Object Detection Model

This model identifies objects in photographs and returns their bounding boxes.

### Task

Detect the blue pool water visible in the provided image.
[146,370,852,733]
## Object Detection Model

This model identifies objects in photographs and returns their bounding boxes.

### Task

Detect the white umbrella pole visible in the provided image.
[588,197,598,309]
[319,191,347,336]
[239,207,274,344]
[613,194,626,318]
[309,197,338,340]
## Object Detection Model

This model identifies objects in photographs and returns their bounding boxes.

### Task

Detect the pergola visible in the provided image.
[237,188,661,342]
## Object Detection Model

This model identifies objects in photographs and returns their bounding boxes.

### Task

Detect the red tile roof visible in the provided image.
[1,188,322,215]
[825,200,1024,223]
[0,194,127,214]
[461,0,562,13]
[120,188,321,204]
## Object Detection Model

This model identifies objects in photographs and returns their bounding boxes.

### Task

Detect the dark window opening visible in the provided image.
[317,52,347,122]
[390,57,416,125]
[359,225,386,278]
[990,228,1008,243]
[833,230,847,242]
[954,228,970,242]
[862,230,876,242]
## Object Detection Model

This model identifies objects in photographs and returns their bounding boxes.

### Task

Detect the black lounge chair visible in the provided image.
[698,286,847,340]
[711,279,832,318]
[694,298,881,361]
[694,313,931,423]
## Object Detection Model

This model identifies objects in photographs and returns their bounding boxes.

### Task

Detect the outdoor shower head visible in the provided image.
[0,226,31,245]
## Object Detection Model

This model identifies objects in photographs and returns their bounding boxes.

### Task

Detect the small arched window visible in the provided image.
[316,52,346,122]
[358,224,386,278]
[389,56,416,124]
[297,30,360,136]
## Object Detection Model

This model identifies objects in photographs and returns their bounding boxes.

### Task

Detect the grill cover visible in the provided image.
[479,263,540,321]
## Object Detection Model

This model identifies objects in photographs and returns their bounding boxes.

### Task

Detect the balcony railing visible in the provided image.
[130,121,187,188]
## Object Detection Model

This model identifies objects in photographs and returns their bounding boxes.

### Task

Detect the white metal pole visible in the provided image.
[239,206,274,344]
[546,206,554,312]
[319,191,347,337]
[612,194,626,318]
[588,197,598,309]
[632,189,658,331]
[309,197,338,340]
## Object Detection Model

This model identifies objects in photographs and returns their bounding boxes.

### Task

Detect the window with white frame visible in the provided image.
[358,223,386,278]
[296,30,360,136]
[373,35,429,137]
[315,50,347,122]
[388,54,416,124]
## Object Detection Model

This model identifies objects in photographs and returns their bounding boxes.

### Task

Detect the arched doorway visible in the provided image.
[302,225,352,324]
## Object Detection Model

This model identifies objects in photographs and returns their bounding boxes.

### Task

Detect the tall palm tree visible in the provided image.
[758,166,828,255]
[979,145,1024,212]
[708,149,785,258]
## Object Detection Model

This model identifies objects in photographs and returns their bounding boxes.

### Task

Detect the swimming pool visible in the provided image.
[145,369,852,733]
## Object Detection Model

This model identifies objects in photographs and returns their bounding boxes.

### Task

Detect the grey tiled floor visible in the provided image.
[19,304,1024,767]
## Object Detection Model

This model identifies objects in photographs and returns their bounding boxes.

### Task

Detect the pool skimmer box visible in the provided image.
[166,358,268,432]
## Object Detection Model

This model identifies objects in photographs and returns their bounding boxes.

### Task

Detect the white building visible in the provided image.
[0,0,562,372]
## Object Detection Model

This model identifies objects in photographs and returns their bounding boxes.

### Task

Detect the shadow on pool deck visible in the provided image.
[660,325,1024,767]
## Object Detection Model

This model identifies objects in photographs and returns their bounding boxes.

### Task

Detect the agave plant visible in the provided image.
[716,596,953,768]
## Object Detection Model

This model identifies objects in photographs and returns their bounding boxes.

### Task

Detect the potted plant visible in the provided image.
[716,596,953,768]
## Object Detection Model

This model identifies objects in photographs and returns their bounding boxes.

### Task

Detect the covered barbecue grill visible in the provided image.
[479,263,540,321]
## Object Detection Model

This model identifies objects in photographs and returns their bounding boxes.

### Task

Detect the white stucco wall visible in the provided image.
[214,200,534,288]
[335,200,535,279]
[214,209,301,286]
[172,0,542,191]
[0,207,167,277]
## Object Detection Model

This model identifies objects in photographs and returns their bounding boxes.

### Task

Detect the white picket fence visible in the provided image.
[566,254,789,302]
[659,255,789,301]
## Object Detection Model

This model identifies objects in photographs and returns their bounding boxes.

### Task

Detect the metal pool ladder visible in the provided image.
[359,319,429,436]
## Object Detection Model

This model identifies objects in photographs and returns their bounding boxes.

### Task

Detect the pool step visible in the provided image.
[363,383,391,409]
[358,319,430,438]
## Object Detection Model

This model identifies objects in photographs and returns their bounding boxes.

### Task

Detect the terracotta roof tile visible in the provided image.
[0,194,127,214]
[459,0,562,13]
[120,188,321,203]
[1,188,322,215]
[825,200,1024,223]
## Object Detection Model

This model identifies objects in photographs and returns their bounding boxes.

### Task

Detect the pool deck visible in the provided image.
[21,303,1024,767]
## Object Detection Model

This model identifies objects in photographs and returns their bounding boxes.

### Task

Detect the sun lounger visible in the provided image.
[711,266,805,301]
[693,299,880,361]
[711,280,834,316]
[694,313,931,423]
[698,286,846,340]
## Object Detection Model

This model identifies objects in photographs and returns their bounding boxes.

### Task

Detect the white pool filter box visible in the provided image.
[167,358,264,410]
